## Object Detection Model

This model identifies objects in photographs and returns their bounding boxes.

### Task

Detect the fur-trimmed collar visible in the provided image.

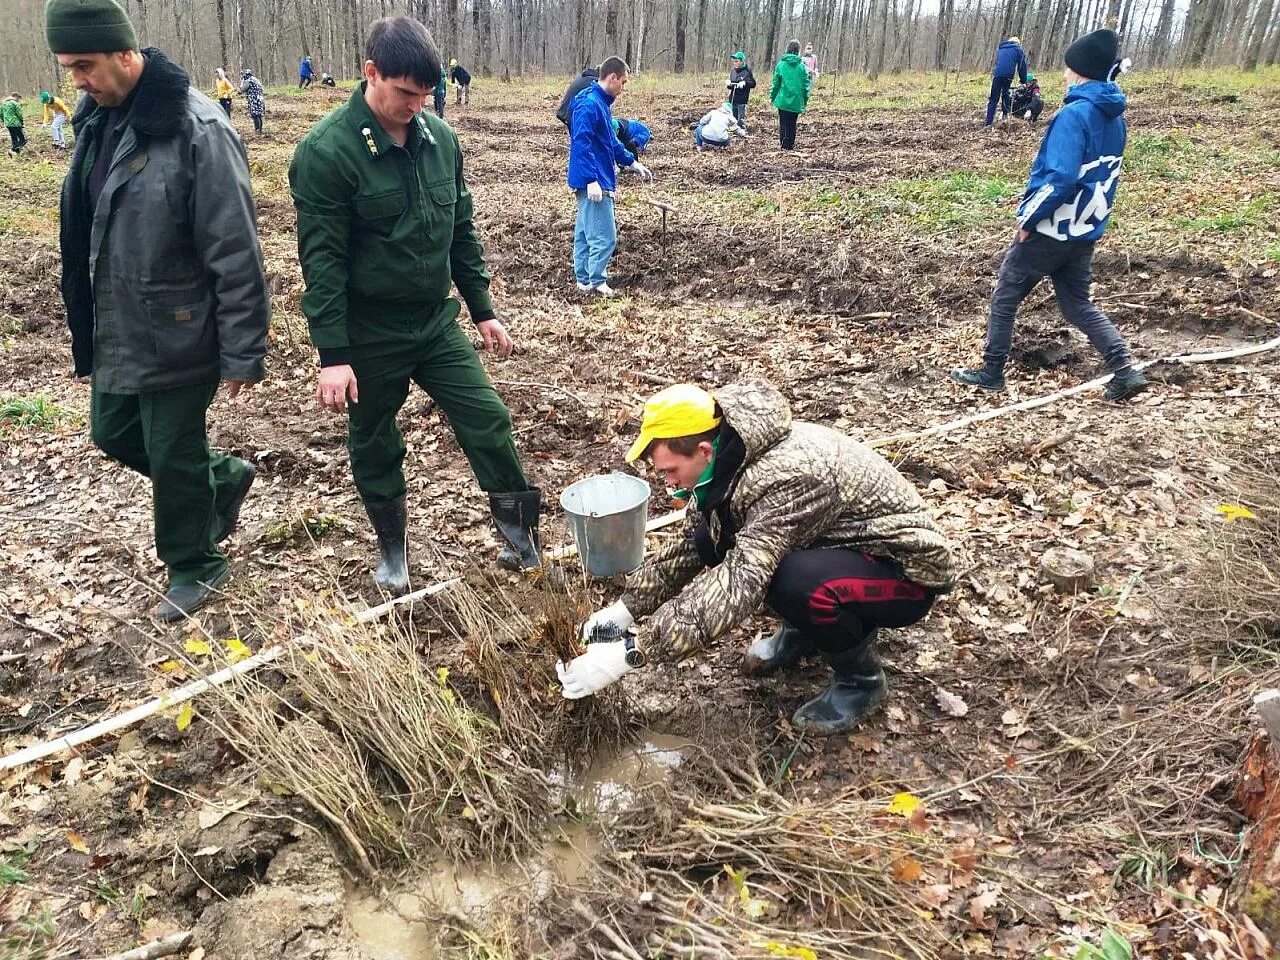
[71,48,190,137]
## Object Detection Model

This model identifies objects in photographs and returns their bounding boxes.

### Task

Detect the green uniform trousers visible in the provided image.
[347,310,527,503]
[90,381,251,586]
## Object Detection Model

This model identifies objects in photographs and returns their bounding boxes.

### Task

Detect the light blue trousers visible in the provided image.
[573,190,617,288]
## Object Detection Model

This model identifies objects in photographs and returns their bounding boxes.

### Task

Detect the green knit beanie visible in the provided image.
[45,0,138,54]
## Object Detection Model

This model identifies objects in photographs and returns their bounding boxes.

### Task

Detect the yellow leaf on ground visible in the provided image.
[223,638,251,664]
[158,660,185,674]
[761,944,818,960]
[67,830,90,855]
[176,701,194,732]
[891,856,923,883]
[1215,503,1256,522]
[884,792,924,817]
[184,637,213,656]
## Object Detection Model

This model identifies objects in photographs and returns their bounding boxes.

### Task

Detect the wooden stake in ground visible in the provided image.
[645,198,676,251]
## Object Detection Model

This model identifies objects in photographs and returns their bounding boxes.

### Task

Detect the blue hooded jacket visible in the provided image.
[567,82,635,193]
[992,40,1028,81]
[1018,81,1126,243]
[300,57,313,79]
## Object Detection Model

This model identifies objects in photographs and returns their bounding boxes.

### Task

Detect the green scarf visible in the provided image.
[675,436,720,509]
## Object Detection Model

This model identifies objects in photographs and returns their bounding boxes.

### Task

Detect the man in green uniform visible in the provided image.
[47,0,269,622]
[289,16,541,591]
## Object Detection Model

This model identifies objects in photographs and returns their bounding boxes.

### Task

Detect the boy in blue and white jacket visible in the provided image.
[567,56,651,297]
[953,29,1147,403]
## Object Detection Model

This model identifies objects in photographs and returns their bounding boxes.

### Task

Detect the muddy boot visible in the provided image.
[1103,367,1148,402]
[950,363,1005,392]
[792,634,887,735]
[362,496,410,593]
[742,620,814,676]
[215,462,257,543]
[490,487,542,570]
[153,567,230,622]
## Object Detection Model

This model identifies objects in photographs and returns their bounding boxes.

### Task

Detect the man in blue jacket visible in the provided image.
[985,36,1028,127]
[567,56,651,297]
[952,29,1147,403]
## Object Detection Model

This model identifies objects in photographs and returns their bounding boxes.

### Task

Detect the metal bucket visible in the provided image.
[559,473,652,577]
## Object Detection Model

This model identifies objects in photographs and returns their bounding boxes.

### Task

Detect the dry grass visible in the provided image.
[203,557,636,878]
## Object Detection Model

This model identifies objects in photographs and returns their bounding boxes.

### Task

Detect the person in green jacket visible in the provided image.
[289,16,542,593]
[47,0,269,621]
[769,39,810,151]
[2,94,26,155]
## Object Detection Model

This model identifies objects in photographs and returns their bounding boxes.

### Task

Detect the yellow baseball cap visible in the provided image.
[625,384,721,463]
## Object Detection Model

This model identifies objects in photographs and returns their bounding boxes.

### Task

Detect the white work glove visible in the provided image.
[557,641,636,699]
[586,181,604,202]
[627,161,653,183]
[736,80,747,89]
[580,600,634,642]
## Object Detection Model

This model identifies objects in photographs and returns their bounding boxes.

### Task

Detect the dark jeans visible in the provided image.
[91,381,250,586]
[986,75,1013,124]
[7,126,26,153]
[434,91,445,119]
[219,98,232,117]
[732,102,747,131]
[778,109,799,149]
[983,234,1133,372]
[300,76,313,89]
[251,113,263,132]
[766,548,936,653]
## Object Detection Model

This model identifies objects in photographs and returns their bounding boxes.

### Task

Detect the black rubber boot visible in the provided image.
[153,567,230,622]
[742,620,815,676]
[792,634,887,735]
[950,364,1006,392]
[1103,367,1148,402]
[362,496,410,593]
[215,462,257,543]
[489,487,542,570]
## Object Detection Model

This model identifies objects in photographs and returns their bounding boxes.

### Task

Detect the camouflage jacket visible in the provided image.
[620,381,958,664]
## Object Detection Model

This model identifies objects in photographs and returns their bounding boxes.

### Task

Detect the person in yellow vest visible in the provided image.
[40,91,70,149]
[213,68,234,118]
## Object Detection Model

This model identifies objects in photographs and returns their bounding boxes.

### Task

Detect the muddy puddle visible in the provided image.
[345,733,688,959]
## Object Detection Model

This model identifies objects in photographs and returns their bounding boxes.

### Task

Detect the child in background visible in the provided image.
[694,103,747,151]
[2,94,26,156]
[1010,73,1043,122]
[213,68,234,118]
[614,118,651,157]
[40,90,70,149]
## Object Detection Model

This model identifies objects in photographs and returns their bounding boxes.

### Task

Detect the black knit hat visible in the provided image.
[1064,28,1120,81]
[46,0,138,54]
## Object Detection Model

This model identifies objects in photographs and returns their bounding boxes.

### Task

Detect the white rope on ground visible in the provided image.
[551,334,1280,561]
[0,578,461,771]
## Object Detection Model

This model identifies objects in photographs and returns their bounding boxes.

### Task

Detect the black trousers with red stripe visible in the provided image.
[765,548,936,654]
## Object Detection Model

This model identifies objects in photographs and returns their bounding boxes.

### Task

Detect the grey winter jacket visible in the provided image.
[59,49,269,392]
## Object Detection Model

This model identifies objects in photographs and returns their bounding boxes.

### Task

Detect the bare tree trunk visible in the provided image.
[294,0,309,59]
[694,0,708,68]
[763,0,785,63]
[215,0,230,68]
[674,0,688,70]
[478,0,493,72]
[605,0,621,51]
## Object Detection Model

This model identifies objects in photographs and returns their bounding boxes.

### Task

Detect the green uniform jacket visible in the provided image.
[769,53,811,114]
[289,82,494,364]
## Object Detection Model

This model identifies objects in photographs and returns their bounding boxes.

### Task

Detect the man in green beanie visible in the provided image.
[47,0,271,621]
[290,16,543,593]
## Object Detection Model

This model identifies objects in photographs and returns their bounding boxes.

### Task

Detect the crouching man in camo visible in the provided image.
[556,382,959,735]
